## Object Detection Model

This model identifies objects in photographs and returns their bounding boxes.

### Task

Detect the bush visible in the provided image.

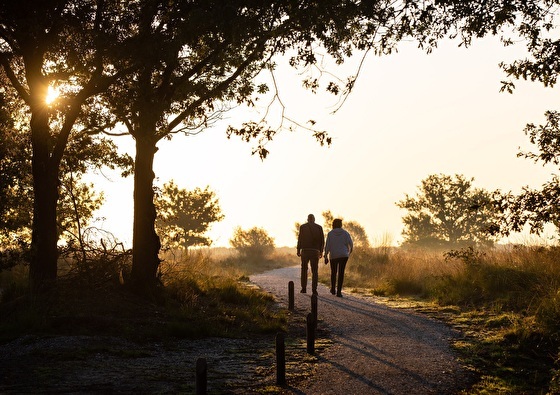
[229,226,275,261]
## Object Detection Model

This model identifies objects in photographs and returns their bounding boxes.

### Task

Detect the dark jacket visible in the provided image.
[297,222,324,253]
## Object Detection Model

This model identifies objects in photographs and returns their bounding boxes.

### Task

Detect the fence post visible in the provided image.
[195,357,207,395]
[311,293,317,326]
[276,333,286,385]
[306,313,315,354]
[288,281,294,310]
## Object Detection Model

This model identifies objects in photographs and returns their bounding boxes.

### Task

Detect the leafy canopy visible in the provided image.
[101,0,454,156]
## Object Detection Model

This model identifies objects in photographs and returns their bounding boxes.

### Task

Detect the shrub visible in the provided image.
[229,226,275,261]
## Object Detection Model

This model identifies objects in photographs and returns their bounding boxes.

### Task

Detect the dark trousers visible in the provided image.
[301,250,320,292]
[330,257,348,295]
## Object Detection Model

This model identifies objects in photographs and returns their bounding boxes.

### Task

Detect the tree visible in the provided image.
[0,1,138,290]
[397,174,500,248]
[155,181,224,251]
[0,92,130,273]
[230,227,275,260]
[0,72,133,243]
[0,97,132,273]
[100,0,445,292]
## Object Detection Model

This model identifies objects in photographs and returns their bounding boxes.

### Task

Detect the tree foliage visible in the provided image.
[230,227,275,260]
[397,174,500,248]
[0,0,138,289]
[429,1,560,241]
[426,1,560,93]
[0,84,132,243]
[0,92,32,244]
[155,181,224,251]
[494,112,560,236]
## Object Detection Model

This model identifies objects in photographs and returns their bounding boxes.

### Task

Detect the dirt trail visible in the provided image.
[250,265,472,394]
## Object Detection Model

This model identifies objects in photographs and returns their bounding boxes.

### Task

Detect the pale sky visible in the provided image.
[91,36,560,248]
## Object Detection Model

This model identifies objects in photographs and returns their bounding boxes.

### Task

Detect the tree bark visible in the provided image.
[29,111,59,291]
[130,136,161,293]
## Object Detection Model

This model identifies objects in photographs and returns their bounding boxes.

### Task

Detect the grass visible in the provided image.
[329,244,560,394]
[0,248,296,343]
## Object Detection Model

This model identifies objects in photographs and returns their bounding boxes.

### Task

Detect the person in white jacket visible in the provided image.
[324,218,353,297]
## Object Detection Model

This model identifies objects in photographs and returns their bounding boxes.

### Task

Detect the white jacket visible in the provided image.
[325,228,353,259]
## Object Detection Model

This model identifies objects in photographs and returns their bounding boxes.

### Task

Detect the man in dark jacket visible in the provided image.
[296,214,324,294]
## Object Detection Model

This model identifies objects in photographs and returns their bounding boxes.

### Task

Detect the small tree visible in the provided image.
[155,181,224,251]
[230,227,275,260]
[397,174,499,248]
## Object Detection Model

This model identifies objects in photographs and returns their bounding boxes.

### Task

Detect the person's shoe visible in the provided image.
[312,290,318,295]
[336,293,342,297]
[330,288,335,295]
[300,289,306,293]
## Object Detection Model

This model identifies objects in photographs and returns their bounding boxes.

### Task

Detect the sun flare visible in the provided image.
[45,85,60,105]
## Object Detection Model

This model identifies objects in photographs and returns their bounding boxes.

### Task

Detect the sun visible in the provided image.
[45,85,60,105]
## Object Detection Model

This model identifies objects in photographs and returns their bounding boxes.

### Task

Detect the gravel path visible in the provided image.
[250,265,472,394]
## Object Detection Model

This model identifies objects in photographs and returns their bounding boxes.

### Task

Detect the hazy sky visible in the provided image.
[92,36,560,248]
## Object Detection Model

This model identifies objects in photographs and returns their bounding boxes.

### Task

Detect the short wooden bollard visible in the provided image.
[195,357,207,395]
[306,313,315,354]
[311,293,318,325]
[288,281,294,310]
[276,333,286,385]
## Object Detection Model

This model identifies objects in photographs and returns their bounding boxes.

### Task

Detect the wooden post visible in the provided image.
[311,293,318,326]
[306,313,315,354]
[276,333,286,385]
[288,281,294,310]
[195,357,207,395]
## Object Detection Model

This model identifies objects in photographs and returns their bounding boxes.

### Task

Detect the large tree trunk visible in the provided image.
[130,136,161,294]
[29,112,59,291]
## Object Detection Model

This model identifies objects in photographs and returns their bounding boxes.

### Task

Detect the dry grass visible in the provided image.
[333,243,560,394]
[0,247,295,342]
[320,246,462,297]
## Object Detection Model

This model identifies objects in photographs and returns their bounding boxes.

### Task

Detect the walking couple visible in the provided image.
[296,214,353,297]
